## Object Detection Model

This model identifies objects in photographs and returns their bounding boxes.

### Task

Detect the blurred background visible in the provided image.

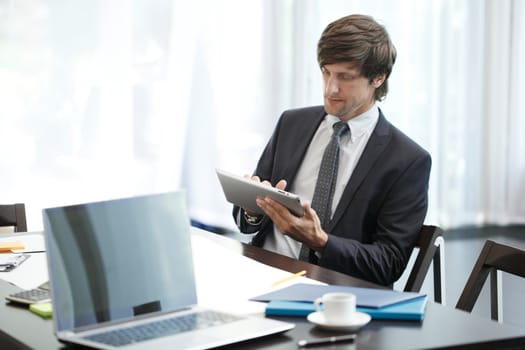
[1,0,524,232]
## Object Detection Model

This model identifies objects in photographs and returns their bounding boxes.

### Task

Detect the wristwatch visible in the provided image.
[243,211,263,225]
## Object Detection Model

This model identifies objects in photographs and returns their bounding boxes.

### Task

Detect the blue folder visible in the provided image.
[265,296,428,321]
[251,283,425,309]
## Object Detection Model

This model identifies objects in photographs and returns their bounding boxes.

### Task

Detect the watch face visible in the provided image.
[244,211,262,224]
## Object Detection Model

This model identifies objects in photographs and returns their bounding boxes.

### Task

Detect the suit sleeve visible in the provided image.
[232,114,284,235]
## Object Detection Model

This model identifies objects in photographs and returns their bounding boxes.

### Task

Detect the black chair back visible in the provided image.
[404,225,445,303]
[0,203,28,232]
[456,240,525,321]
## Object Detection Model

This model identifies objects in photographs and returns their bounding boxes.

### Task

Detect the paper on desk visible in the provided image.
[0,234,48,289]
[191,234,323,317]
[0,253,48,289]
[0,230,323,311]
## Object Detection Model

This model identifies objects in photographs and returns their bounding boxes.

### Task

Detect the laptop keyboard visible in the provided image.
[10,288,51,302]
[83,310,242,347]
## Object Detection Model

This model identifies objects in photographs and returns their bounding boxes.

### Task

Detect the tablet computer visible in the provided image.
[216,169,304,217]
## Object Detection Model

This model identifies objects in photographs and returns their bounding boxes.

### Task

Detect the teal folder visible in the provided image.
[265,296,428,321]
[251,283,425,309]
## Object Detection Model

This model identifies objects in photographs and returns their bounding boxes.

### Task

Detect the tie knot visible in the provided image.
[333,121,349,138]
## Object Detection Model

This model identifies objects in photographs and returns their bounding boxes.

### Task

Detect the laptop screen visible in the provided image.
[43,192,197,332]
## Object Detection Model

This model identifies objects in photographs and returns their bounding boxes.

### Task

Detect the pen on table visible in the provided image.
[297,334,357,347]
[272,270,307,287]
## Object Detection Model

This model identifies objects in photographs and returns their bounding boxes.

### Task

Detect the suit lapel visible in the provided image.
[328,113,392,230]
[281,108,326,190]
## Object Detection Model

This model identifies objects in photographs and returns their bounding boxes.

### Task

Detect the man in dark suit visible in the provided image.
[233,14,431,286]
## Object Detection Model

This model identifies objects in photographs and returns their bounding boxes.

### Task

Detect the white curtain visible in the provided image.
[1,0,523,231]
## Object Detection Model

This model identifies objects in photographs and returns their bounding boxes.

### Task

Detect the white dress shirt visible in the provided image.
[263,104,379,258]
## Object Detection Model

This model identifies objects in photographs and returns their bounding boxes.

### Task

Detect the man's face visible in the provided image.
[321,62,384,121]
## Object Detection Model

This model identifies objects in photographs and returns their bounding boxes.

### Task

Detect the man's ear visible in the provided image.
[372,74,386,88]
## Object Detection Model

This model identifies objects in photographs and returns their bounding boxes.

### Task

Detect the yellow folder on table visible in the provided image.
[0,241,25,252]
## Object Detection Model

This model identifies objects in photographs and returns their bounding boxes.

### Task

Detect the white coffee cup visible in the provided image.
[314,292,356,324]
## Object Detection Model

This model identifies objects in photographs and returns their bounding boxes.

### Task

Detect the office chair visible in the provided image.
[455,240,525,322]
[0,203,28,232]
[403,225,446,304]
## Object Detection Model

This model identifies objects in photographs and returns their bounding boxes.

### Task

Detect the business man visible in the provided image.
[233,14,431,286]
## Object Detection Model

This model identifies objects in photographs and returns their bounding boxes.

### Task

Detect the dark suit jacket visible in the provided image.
[233,106,431,286]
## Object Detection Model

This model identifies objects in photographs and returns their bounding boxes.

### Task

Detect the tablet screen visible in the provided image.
[216,169,304,217]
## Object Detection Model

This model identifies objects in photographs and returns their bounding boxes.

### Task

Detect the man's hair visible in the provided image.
[317,14,397,101]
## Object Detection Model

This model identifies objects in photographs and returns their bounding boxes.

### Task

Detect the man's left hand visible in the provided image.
[255,195,328,251]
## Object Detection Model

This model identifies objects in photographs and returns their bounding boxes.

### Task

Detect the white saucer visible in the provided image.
[306,311,371,331]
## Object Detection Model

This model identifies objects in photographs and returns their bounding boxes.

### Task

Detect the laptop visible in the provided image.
[42,192,294,349]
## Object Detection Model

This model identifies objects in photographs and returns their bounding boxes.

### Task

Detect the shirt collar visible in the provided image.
[326,103,379,143]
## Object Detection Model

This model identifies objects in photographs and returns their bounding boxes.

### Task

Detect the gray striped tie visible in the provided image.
[299,121,349,262]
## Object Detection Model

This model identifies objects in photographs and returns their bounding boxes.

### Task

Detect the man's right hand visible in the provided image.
[241,175,287,217]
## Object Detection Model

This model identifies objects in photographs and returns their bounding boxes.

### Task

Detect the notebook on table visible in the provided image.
[42,192,294,350]
[265,296,429,321]
[251,283,425,308]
